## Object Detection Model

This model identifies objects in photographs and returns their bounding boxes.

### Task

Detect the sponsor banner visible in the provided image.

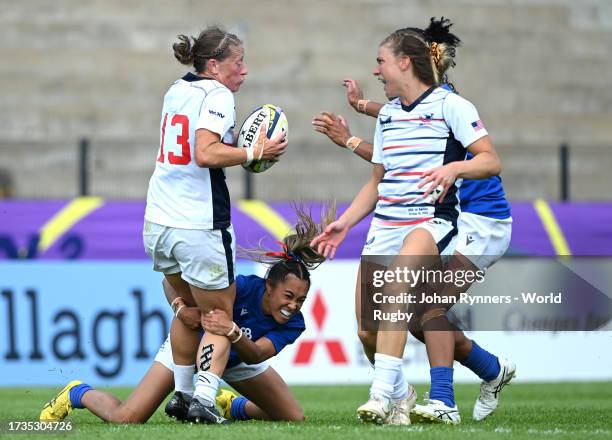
[0,261,254,386]
[0,260,611,386]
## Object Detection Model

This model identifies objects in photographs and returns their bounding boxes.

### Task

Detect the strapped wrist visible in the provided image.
[227,322,243,343]
[244,147,254,165]
[357,99,370,114]
[226,322,238,337]
[345,136,363,152]
[170,297,183,314]
[175,304,186,318]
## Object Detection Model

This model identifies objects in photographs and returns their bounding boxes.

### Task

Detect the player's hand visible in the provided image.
[312,112,351,148]
[254,124,288,161]
[201,309,234,336]
[310,218,350,260]
[343,78,364,112]
[177,306,202,331]
[418,163,460,204]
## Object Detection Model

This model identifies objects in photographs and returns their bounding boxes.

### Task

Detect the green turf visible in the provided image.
[1,382,611,439]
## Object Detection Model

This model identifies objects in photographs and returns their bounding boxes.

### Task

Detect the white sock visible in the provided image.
[370,353,402,404]
[391,368,409,401]
[194,371,221,406]
[173,364,195,396]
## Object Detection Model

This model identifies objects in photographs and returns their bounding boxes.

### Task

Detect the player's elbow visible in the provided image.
[490,156,502,176]
[194,149,212,167]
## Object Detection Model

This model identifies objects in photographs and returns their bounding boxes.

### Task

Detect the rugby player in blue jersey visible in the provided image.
[40,205,334,424]
[313,18,514,425]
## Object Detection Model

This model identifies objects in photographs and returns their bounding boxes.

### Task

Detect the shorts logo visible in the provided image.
[365,236,375,246]
[466,235,475,246]
[210,264,224,277]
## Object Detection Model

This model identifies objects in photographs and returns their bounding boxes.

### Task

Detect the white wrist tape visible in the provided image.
[244,147,254,166]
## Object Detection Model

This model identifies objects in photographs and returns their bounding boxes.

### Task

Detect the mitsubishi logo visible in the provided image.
[293,289,348,365]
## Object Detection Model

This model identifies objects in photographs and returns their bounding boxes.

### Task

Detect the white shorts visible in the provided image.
[362,218,457,257]
[154,335,269,383]
[453,212,512,270]
[143,220,236,290]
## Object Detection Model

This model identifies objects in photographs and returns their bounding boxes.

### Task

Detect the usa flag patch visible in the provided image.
[471,119,485,132]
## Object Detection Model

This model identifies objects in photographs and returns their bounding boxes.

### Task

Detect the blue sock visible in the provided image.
[429,367,455,407]
[460,340,500,382]
[69,384,92,409]
[230,396,250,420]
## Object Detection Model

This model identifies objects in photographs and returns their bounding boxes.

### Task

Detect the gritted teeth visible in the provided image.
[280,309,292,318]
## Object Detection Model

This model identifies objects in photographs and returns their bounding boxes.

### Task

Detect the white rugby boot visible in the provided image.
[387,385,417,425]
[411,393,461,425]
[473,357,516,421]
[356,395,390,424]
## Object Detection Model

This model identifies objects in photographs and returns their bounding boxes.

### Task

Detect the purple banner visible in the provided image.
[1,200,611,260]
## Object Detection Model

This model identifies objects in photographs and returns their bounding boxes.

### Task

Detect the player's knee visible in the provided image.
[281,406,305,422]
[357,329,376,350]
[109,410,137,424]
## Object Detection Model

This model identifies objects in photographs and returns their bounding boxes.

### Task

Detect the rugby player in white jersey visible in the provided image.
[143,26,287,424]
[313,19,516,425]
[311,23,503,425]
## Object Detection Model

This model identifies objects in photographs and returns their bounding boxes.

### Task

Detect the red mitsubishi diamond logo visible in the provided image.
[293,289,348,365]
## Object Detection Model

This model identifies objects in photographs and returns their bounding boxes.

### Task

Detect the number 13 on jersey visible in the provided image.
[157,113,191,165]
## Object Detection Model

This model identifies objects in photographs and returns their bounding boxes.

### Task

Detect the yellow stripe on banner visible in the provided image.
[38,197,105,253]
[533,198,572,256]
[237,200,292,240]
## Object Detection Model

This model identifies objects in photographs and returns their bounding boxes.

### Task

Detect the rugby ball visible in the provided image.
[237,104,288,173]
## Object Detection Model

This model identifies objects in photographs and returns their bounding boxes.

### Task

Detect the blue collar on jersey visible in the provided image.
[400,85,436,112]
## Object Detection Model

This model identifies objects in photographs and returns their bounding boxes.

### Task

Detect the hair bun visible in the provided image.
[423,17,461,47]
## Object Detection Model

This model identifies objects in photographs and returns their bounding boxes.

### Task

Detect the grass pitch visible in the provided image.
[1,382,611,439]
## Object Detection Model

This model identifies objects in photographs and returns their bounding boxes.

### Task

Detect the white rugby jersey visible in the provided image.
[372,86,488,228]
[145,73,236,230]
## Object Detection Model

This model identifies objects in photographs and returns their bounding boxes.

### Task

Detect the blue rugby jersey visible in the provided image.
[459,153,511,219]
[225,274,305,368]
[437,85,511,220]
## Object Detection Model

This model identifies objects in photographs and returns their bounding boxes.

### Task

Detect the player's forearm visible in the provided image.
[340,177,379,229]
[360,101,383,118]
[162,279,178,306]
[353,141,373,162]
[195,142,248,168]
[454,151,501,180]
[232,337,269,364]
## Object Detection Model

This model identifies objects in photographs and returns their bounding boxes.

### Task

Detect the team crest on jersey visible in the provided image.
[419,113,434,125]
